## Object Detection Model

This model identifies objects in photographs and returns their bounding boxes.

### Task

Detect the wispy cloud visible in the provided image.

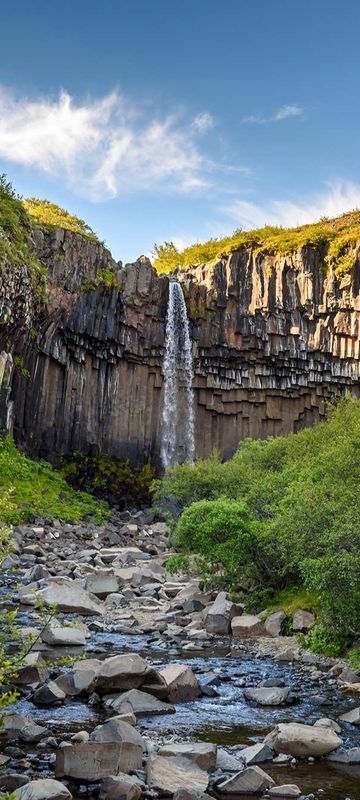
[191,112,214,133]
[0,87,218,198]
[224,182,360,229]
[274,104,304,121]
[241,103,305,125]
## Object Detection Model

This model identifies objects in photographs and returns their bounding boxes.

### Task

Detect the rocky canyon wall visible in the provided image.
[1,227,360,466]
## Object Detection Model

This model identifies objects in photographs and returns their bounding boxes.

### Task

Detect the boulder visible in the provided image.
[2,713,33,734]
[231,615,266,637]
[266,722,342,756]
[20,579,104,615]
[292,610,315,631]
[339,706,360,725]
[99,775,142,800]
[217,765,275,794]
[55,741,142,781]
[173,791,212,800]
[85,570,120,598]
[159,664,201,703]
[92,653,164,693]
[19,724,49,743]
[104,689,175,717]
[73,658,102,692]
[159,743,217,772]
[326,747,360,763]
[264,611,286,637]
[147,755,209,795]
[238,742,273,765]
[244,687,289,706]
[32,680,66,706]
[204,592,242,635]
[268,787,301,798]
[90,719,144,750]
[313,718,341,734]
[216,748,244,771]
[338,665,360,684]
[41,622,86,647]
[14,779,72,799]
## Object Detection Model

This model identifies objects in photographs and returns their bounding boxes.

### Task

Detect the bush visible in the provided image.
[62,452,155,509]
[155,397,360,650]
[175,497,260,587]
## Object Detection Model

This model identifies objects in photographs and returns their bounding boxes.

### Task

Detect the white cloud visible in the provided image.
[241,104,305,125]
[224,182,360,229]
[0,87,214,198]
[192,112,214,133]
[274,104,304,121]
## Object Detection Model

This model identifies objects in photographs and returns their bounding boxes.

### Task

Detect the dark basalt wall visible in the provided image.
[1,227,360,465]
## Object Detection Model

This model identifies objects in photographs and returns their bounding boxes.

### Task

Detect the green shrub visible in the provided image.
[175,497,260,587]
[154,397,360,651]
[62,452,155,508]
[0,437,107,524]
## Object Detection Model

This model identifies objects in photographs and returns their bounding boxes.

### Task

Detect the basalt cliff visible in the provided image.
[1,225,360,466]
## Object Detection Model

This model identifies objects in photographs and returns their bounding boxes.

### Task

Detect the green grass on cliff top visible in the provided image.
[153,210,360,276]
[0,437,108,525]
[24,198,99,242]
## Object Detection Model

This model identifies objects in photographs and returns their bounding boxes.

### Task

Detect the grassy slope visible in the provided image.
[153,210,360,275]
[24,198,99,242]
[0,437,108,525]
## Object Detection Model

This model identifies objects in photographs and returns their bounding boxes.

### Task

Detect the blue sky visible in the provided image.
[1,0,359,262]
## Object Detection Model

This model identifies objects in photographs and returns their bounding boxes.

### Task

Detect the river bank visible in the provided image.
[0,511,359,800]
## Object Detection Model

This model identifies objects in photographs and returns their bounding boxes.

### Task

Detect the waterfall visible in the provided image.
[160,280,195,469]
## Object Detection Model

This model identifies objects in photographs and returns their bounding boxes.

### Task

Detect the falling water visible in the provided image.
[161,280,195,468]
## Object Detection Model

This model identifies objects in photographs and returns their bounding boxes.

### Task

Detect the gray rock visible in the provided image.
[204,592,242,635]
[268,786,301,798]
[90,719,144,750]
[19,725,49,743]
[244,687,289,706]
[55,741,142,781]
[266,722,342,756]
[147,755,209,795]
[292,610,315,631]
[14,779,72,799]
[159,663,201,703]
[339,706,360,725]
[159,743,217,772]
[99,774,142,800]
[264,611,286,637]
[326,747,360,763]
[238,741,273,764]
[217,765,275,794]
[32,681,66,706]
[92,653,164,693]
[41,622,86,647]
[20,579,104,615]
[104,688,175,716]
[231,615,266,637]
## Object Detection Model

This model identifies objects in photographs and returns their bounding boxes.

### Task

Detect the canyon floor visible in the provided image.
[1,512,359,800]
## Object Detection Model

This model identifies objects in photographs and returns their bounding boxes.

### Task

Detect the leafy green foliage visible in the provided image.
[176,498,259,587]
[62,452,155,509]
[24,198,99,241]
[0,437,107,525]
[80,267,120,292]
[0,175,32,268]
[153,211,360,276]
[154,397,360,649]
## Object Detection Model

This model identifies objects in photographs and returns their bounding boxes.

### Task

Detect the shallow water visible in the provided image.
[10,628,360,799]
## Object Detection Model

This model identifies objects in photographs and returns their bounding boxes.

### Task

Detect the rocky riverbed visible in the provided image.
[1,512,359,800]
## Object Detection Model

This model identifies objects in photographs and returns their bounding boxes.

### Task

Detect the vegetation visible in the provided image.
[62,452,155,509]
[24,198,99,241]
[0,437,108,525]
[80,267,120,292]
[153,397,360,655]
[153,211,360,277]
